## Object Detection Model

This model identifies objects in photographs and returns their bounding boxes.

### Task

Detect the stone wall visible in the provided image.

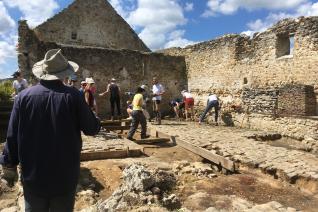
[242,88,278,115]
[33,0,149,52]
[18,22,187,118]
[161,16,318,116]
[278,85,316,116]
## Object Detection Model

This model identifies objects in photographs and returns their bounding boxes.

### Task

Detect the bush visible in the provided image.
[0,81,14,102]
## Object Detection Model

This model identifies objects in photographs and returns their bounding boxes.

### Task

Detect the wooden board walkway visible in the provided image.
[149,126,236,172]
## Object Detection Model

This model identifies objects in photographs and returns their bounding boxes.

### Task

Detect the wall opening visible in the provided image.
[276,34,294,58]
[243,77,248,85]
[71,32,77,40]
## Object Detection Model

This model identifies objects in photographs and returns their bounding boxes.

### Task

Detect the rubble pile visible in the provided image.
[172,161,218,178]
[97,164,180,211]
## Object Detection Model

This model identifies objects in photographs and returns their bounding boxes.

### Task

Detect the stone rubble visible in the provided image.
[97,164,180,212]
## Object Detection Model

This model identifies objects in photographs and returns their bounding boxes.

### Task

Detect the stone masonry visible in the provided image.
[34,0,149,52]
[161,17,318,116]
[18,21,187,118]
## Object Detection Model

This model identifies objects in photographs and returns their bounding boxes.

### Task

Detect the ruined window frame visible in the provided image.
[71,32,77,40]
[276,33,294,59]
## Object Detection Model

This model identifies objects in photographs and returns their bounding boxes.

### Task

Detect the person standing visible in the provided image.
[181,90,195,121]
[151,77,165,124]
[0,49,100,212]
[85,77,98,114]
[127,87,150,141]
[79,80,87,97]
[12,70,28,97]
[199,93,220,125]
[99,78,121,120]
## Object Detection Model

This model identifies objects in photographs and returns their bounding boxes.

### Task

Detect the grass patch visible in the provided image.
[0,80,14,102]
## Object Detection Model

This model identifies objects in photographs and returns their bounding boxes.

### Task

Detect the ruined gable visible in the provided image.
[33,0,150,52]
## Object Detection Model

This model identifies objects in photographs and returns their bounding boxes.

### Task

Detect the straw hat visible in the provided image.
[32,49,79,80]
[85,77,95,84]
[140,84,147,90]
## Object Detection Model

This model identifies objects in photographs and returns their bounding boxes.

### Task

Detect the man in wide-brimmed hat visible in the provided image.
[0,49,100,211]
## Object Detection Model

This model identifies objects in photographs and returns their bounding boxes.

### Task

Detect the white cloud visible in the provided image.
[241,1,318,36]
[203,0,307,17]
[296,2,318,16]
[185,2,194,12]
[165,30,195,48]
[0,2,15,35]
[0,39,16,65]
[3,0,59,27]
[127,0,194,49]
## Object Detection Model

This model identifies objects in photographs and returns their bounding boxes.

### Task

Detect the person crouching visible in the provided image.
[127,87,150,141]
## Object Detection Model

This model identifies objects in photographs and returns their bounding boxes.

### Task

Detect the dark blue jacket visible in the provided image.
[0,80,100,196]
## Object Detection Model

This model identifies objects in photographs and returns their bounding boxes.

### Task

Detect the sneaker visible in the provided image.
[127,137,136,141]
[141,135,150,139]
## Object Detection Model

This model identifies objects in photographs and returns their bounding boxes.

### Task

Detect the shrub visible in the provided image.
[0,81,14,102]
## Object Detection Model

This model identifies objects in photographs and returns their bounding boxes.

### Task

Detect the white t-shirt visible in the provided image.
[182,92,193,99]
[152,84,164,101]
[13,79,28,94]
[208,94,218,102]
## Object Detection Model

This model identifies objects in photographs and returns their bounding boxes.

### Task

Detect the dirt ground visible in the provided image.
[75,145,318,211]
[1,130,318,211]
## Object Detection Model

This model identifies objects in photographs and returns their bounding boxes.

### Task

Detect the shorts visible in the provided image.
[185,98,194,109]
[153,100,161,104]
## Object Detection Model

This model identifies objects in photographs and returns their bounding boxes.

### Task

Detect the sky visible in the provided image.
[0,0,318,79]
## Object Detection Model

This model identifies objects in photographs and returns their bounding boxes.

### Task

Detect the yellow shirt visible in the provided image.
[132,93,143,111]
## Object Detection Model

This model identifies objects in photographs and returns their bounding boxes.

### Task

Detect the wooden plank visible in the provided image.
[135,138,170,144]
[149,127,235,172]
[80,148,143,161]
[172,137,235,172]
[101,119,131,124]
[102,125,130,130]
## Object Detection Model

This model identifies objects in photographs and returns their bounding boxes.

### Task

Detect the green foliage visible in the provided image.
[0,80,14,102]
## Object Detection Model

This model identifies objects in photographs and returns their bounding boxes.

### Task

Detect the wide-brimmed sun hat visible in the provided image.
[111,78,116,82]
[32,49,79,80]
[140,84,147,90]
[85,77,95,84]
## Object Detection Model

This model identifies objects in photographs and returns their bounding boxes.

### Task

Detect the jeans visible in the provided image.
[127,110,147,138]
[24,188,76,212]
[199,100,219,122]
[110,97,121,116]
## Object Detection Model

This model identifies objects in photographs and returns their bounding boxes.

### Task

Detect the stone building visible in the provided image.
[34,0,149,51]
[162,17,318,117]
[18,0,187,118]
[161,16,318,143]
[17,0,318,137]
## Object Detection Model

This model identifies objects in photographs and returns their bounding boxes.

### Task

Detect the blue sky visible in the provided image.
[0,0,318,79]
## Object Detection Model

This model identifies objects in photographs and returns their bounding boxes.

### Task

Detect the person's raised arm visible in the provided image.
[99,84,110,96]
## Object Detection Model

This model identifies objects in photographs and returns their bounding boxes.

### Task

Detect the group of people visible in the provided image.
[169,90,220,125]
[1,48,221,211]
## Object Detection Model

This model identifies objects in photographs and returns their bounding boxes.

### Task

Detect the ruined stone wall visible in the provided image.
[18,22,187,118]
[33,0,150,52]
[162,17,318,116]
[242,88,278,115]
[233,113,318,149]
[278,85,316,116]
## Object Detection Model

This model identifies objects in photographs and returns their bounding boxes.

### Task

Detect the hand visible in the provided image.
[2,165,18,184]
[99,93,104,97]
